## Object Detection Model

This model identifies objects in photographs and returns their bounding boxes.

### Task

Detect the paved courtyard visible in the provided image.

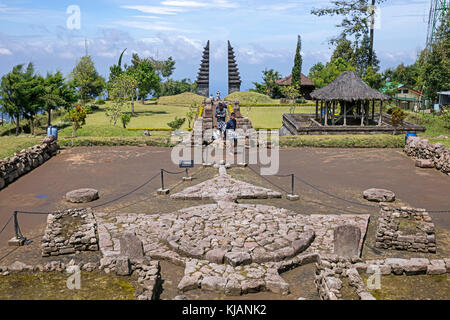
[0,146,449,299]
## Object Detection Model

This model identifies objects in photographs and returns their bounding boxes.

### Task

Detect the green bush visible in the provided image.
[96,99,106,105]
[167,117,186,131]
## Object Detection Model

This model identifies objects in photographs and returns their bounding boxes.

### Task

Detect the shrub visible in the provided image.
[96,99,106,105]
[121,113,132,129]
[167,117,186,131]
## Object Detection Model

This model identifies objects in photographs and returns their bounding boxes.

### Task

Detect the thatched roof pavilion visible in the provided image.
[310,71,391,126]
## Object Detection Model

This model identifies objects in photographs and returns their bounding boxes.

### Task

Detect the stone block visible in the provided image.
[333,224,361,258]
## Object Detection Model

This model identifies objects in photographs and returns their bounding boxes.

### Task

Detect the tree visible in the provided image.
[312,0,385,73]
[0,63,42,136]
[251,69,283,98]
[420,10,450,103]
[106,73,137,125]
[41,71,77,126]
[281,85,301,114]
[70,56,106,106]
[68,105,87,138]
[291,35,303,87]
[186,104,197,129]
[309,58,355,88]
[391,107,406,134]
[111,73,138,115]
[362,66,383,89]
[130,59,160,104]
[157,78,197,97]
[331,38,354,63]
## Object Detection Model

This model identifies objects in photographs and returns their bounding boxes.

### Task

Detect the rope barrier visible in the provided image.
[247,165,291,194]
[0,215,13,236]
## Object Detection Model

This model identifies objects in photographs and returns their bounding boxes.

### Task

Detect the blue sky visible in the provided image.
[0,0,431,94]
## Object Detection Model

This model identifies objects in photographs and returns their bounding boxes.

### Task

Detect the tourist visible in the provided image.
[224,112,237,145]
[216,103,227,138]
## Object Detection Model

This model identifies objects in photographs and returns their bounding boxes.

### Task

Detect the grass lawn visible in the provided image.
[246,106,316,128]
[58,102,193,138]
[225,91,280,105]
[280,134,404,148]
[0,136,41,159]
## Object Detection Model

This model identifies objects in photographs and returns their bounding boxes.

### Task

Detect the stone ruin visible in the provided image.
[0,135,59,191]
[375,204,436,253]
[405,136,450,175]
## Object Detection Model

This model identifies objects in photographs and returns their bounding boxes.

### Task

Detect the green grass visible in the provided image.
[157,92,205,105]
[58,135,174,148]
[279,134,404,148]
[58,102,194,138]
[0,271,137,300]
[246,106,316,128]
[0,136,41,159]
[225,91,280,105]
[405,111,450,137]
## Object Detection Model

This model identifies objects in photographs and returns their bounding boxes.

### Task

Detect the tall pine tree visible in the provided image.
[291,35,303,87]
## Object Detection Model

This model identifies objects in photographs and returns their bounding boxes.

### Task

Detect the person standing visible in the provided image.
[224,112,237,143]
[216,103,227,138]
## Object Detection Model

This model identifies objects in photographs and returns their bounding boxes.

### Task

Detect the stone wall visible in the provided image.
[314,254,375,300]
[405,137,450,175]
[356,257,450,276]
[42,208,99,257]
[375,205,436,253]
[0,136,59,191]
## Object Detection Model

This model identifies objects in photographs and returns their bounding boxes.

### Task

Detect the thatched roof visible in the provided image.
[311,71,391,102]
[276,73,314,86]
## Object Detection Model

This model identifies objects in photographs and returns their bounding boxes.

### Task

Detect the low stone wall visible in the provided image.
[356,257,450,276]
[42,208,99,257]
[405,137,450,175]
[0,259,161,300]
[375,205,436,253]
[0,136,59,191]
[314,254,375,300]
[99,256,161,300]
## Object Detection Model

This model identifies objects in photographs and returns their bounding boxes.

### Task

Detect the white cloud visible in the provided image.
[161,1,207,7]
[115,21,178,31]
[121,5,185,15]
[0,47,12,55]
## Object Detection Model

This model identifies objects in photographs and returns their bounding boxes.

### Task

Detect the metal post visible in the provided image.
[161,169,164,190]
[291,174,295,195]
[13,211,19,239]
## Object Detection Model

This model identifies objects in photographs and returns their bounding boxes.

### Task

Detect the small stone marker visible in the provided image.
[120,232,144,259]
[363,188,395,202]
[115,256,131,276]
[157,188,170,195]
[415,159,434,168]
[333,224,361,257]
[65,188,99,203]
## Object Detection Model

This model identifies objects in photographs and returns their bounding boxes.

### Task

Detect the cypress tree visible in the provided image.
[291,35,303,87]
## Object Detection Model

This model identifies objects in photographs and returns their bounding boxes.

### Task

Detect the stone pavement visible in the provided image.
[95,165,370,296]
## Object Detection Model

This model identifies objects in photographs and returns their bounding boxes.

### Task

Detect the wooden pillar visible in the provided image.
[343,102,347,126]
[315,100,319,120]
[360,101,364,126]
[378,101,383,126]
[372,100,375,121]
[320,101,324,123]
[324,102,328,126]
[331,101,336,126]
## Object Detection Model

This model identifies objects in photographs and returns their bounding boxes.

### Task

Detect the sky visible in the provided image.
[0,0,432,95]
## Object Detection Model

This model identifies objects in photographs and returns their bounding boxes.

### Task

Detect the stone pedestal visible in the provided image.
[8,237,25,247]
[157,188,170,195]
[287,194,300,201]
